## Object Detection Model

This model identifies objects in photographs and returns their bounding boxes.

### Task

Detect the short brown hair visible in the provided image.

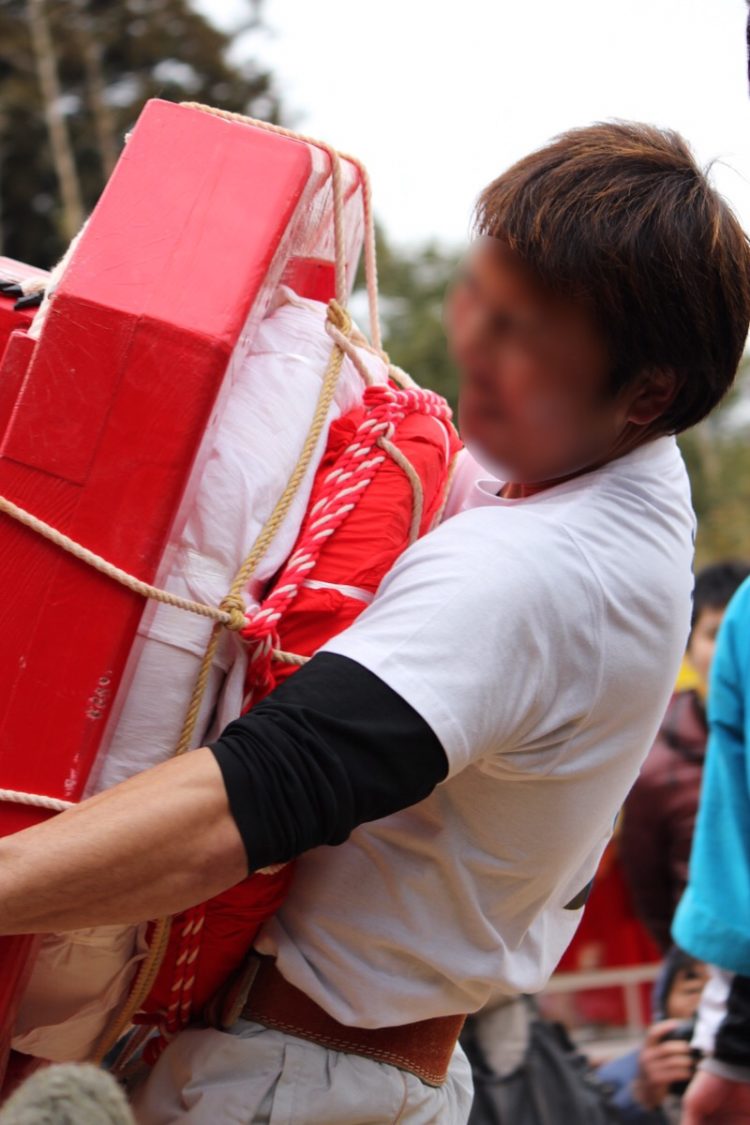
[475,122,750,434]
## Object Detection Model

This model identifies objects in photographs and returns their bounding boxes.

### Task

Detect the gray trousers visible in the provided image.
[131,1019,474,1124]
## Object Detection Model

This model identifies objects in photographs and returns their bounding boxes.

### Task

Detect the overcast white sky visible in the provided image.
[199,0,750,250]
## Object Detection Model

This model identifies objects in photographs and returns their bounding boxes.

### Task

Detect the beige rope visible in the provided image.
[0,788,73,813]
[171,301,352,759]
[326,319,377,387]
[271,649,310,668]
[377,436,425,545]
[386,363,418,391]
[91,916,171,1064]
[0,495,247,631]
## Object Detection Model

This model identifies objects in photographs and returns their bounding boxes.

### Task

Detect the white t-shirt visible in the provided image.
[256,436,696,1026]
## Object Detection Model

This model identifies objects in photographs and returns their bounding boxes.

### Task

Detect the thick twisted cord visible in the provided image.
[0,495,248,631]
[90,102,370,1060]
[377,436,424,544]
[0,788,72,812]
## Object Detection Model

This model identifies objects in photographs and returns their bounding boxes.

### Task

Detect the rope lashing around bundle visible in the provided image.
[87,107,395,1060]
[0,298,353,822]
[90,296,359,1064]
[86,106,397,1062]
[240,383,453,707]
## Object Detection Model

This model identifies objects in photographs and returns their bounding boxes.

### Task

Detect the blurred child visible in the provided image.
[597,948,708,1124]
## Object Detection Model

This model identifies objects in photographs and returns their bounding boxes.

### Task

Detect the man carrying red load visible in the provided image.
[1,122,749,1124]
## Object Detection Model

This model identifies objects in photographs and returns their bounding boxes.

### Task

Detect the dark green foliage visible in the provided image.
[0,0,276,266]
[679,382,750,565]
[360,226,461,410]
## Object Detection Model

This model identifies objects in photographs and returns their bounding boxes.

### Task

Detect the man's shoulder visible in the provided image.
[415,503,596,605]
[437,493,584,551]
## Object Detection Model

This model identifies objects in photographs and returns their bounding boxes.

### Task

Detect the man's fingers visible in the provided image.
[644,1019,680,1045]
[645,1057,695,1081]
[14,291,44,310]
[648,1039,694,1059]
[650,1062,695,1084]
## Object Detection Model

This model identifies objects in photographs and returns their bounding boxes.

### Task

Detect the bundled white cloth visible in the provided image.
[13,288,388,1062]
[88,286,382,793]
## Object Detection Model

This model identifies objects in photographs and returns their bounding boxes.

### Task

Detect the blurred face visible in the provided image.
[687,606,726,688]
[444,237,669,485]
[666,963,709,1021]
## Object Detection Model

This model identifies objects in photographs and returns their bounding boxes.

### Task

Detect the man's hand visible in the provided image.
[681,1069,750,1124]
[632,1020,695,1108]
[0,748,248,934]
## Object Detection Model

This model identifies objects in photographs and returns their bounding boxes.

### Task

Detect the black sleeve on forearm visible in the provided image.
[715,974,750,1070]
[206,652,448,873]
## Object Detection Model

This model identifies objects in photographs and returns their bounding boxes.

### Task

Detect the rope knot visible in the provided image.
[326,298,352,337]
[219,593,248,631]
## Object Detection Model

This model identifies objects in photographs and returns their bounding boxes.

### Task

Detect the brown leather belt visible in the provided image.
[238,955,465,1087]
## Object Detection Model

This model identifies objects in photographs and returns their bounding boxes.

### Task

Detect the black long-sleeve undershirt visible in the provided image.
[714,974,750,1073]
[207,652,448,873]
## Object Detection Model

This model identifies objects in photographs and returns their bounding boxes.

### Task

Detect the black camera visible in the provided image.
[659,1018,702,1096]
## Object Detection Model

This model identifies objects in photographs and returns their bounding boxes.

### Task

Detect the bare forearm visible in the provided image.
[0,748,247,934]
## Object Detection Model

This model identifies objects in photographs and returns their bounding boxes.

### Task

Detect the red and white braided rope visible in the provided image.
[240,383,452,705]
[142,906,206,1064]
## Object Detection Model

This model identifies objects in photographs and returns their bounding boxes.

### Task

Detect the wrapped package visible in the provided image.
[0,94,371,1073]
[12,289,386,1062]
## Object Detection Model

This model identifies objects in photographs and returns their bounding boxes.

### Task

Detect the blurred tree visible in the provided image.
[0,0,277,266]
[679,364,750,565]
[361,226,461,409]
[26,0,84,239]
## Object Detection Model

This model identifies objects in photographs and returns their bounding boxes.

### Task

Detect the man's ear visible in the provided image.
[625,367,680,427]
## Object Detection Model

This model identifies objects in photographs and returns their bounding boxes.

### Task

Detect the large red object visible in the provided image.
[0,98,367,1077]
[138,384,461,1057]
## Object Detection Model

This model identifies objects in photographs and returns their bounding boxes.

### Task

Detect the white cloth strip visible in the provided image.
[302,578,375,605]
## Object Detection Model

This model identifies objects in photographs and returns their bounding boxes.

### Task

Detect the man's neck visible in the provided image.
[499,429,659,500]
[500,479,563,500]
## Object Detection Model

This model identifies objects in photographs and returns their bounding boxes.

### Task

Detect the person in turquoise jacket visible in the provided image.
[673,576,750,1122]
